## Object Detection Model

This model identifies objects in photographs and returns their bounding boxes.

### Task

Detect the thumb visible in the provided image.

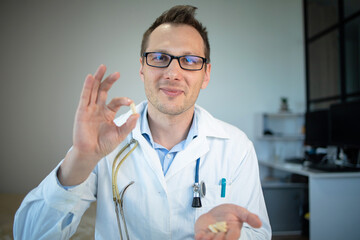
[116,113,140,140]
[235,207,262,228]
[245,213,262,228]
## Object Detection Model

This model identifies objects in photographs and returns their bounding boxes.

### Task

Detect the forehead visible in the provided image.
[147,23,205,56]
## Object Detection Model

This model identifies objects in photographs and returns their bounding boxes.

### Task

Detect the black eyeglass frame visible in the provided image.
[142,52,208,71]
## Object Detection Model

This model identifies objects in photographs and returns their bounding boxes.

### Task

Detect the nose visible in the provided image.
[164,58,183,80]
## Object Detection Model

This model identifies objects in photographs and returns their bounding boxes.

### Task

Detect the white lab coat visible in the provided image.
[14,101,271,240]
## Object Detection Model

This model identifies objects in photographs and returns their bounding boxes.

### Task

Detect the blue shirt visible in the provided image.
[140,104,198,175]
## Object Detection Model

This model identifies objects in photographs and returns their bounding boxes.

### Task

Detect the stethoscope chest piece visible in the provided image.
[192,157,206,208]
[200,181,206,197]
[192,180,206,208]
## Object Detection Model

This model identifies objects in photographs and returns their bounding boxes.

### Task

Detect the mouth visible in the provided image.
[160,88,184,97]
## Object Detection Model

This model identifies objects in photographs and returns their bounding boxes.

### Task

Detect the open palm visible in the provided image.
[194,204,262,240]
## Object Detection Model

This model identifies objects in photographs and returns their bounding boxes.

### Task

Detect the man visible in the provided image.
[14,5,271,240]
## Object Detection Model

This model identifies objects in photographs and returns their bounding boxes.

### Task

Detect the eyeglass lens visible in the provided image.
[145,52,205,70]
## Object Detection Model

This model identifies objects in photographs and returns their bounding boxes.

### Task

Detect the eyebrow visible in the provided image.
[150,50,202,56]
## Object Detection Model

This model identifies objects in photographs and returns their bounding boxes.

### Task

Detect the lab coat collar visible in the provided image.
[194,104,230,140]
[164,104,230,179]
[119,101,229,140]
[114,101,230,181]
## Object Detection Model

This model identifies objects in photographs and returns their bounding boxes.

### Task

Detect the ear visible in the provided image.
[139,57,145,82]
[201,63,211,89]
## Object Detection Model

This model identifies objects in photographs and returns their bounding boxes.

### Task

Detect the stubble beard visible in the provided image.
[145,85,198,117]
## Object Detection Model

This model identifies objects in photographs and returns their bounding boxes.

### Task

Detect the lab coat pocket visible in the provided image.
[195,184,232,219]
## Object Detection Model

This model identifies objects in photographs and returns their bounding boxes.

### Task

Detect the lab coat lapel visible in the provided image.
[164,104,229,181]
[132,121,168,189]
[116,101,228,189]
[164,135,209,181]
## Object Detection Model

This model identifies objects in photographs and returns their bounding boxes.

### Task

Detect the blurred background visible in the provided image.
[0,0,305,194]
[0,0,307,239]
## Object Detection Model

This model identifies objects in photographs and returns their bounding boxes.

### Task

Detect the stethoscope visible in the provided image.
[192,157,206,208]
[112,139,139,240]
[112,140,207,239]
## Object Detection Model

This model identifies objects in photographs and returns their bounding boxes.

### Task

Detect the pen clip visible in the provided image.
[220,178,226,198]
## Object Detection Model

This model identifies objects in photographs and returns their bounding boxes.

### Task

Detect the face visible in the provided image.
[139,23,211,116]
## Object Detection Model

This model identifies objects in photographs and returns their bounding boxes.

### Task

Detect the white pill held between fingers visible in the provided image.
[130,102,137,114]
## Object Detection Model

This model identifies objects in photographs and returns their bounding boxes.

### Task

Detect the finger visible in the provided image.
[94,64,107,81]
[213,232,226,240]
[79,74,94,108]
[194,231,206,240]
[202,232,216,240]
[235,207,262,228]
[96,72,120,104]
[225,225,241,240]
[246,213,262,228]
[116,113,140,140]
[107,97,132,113]
[90,64,107,104]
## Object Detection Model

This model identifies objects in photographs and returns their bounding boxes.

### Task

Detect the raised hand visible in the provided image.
[194,204,262,240]
[58,64,139,186]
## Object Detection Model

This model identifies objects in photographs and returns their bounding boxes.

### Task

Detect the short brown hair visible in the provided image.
[140,5,210,63]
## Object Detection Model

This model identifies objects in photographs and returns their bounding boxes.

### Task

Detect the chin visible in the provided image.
[148,96,194,116]
[156,101,192,116]
[159,105,185,116]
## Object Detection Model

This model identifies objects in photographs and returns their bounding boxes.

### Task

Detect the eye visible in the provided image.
[150,53,168,62]
[182,56,201,65]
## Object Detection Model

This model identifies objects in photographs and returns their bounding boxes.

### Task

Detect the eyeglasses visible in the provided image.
[143,52,207,71]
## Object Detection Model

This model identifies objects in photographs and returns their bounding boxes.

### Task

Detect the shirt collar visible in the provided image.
[140,103,198,149]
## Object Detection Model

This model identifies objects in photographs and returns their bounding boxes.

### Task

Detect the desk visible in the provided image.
[259,160,360,240]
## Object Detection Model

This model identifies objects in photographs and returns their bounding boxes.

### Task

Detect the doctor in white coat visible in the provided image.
[14,5,271,240]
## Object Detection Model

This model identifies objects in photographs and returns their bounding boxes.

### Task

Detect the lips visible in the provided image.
[160,88,184,97]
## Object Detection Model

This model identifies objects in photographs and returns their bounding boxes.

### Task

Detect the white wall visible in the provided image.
[0,0,305,193]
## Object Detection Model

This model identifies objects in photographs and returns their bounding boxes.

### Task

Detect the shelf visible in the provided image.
[256,112,304,139]
[264,112,304,118]
[255,112,305,162]
[257,135,304,141]
[259,159,360,178]
[262,181,307,189]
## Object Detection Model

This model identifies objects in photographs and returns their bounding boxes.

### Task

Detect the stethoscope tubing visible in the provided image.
[195,157,200,183]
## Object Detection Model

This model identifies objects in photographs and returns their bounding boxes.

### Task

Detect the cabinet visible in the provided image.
[255,113,306,235]
[262,181,307,235]
[259,160,360,239]
[255,112,304,163]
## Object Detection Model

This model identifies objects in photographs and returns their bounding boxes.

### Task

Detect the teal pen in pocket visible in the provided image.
[221,178,226,198]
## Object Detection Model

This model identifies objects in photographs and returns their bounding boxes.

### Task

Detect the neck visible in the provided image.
[147,104,195,150]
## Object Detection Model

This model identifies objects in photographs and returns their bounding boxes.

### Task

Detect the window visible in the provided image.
[305,0,360,111]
